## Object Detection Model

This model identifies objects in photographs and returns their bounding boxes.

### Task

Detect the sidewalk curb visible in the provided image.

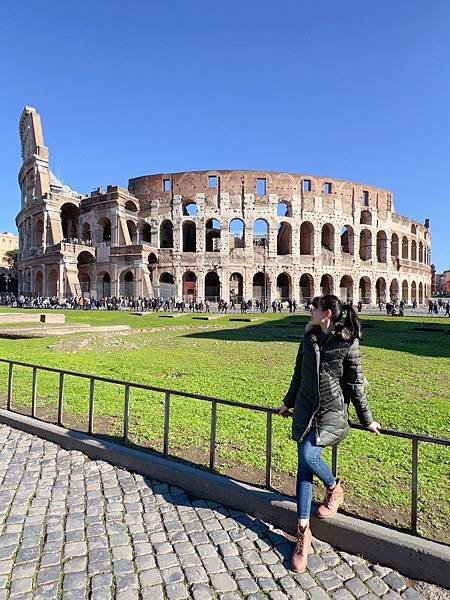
[1,410,449,588]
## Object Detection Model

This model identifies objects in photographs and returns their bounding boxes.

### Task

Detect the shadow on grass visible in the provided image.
[183,313,450,358]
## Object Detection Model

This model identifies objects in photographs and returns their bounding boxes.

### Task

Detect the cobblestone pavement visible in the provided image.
[0,425,448,600]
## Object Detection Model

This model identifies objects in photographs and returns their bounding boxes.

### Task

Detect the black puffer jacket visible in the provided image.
[282,325,373,446]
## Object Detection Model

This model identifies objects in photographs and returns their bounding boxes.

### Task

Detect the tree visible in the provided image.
[5,249,18,268]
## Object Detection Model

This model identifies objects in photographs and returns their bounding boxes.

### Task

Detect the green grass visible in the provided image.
[0,307,449,541]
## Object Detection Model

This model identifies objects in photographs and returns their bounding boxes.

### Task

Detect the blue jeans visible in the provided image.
[296,430,336,519]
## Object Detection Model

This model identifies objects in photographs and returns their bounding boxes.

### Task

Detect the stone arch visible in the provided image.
[376,277,386,303]
[411,224,417,235]
[340,225,354,254]
[360,210,372,225]
[276,272,291,300]
[359,229,372,261]
[277,201,292,217]
[82,222,91,242]
[299,273,314,303]
[125,200,138,212]
[160,220,174,248]
[359,277,371,304]
[99,271,111,297]
[182,220,197,252]
[277,222,292,255]
[35,271,43,296]
[411,281,417,302]
[48,269,58,297]
[229,272,244,302]
[182,200,197,217]
[391,233,399,258]
[320,274,333,295]
[402,236,408,259]
[300,222,314,255]
[419,282,424,304]
[339,275,353,302]
[141,223,152,243]
[77,251,95,295]
[402,279,409,302]
[229,218,245,249]
[376,230,387,262]
[418,241,424,263]
[205,219,221,252]
[390,279,399,301]
[253,271,269,301]
[411,239,417,261]
[61,202,80,239]
[98,217,112,243]
[120,270,134,298]
[127,220,137,244]
[205,271,221,301]
[253,219,269,248]
[182,271,197,301]
[321,223,335,251]
[35,218,44,246]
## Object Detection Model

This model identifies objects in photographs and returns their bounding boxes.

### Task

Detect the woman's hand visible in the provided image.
[278,405,292,418]
[367,421,381,435]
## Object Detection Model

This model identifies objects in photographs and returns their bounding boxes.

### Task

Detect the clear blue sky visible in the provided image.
[1,0,448,270]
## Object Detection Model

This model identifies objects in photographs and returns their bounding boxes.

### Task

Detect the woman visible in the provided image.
[278,294,380,573]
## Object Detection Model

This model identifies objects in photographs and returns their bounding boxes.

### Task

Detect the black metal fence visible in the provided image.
[1,358,449,538]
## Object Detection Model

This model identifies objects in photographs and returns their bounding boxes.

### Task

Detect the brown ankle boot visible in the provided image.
[291,522,312,573]
[317,478,344,519]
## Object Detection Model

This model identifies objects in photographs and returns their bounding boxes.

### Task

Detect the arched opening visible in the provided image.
[61,203,80,240]
[101,272,111,297]
[127,220,137,244]
[359,277,371,304]
[339,275,353,302]
[376,277,386,303]
[98,217,112,243]
[253,272,269,301]
[35,219,44,246]
[359,229,372,261]
[79,273,91,294]
[182,221,197,252]
[120,271,134,298]
[320,274,333,295]
[142,223,152,244]
[277,222,292,255]
[321,223,335,251]
[125,200,138,212]
[158,272,176,300]
[277,202,291,217]
[411,281,417,302]
[391,233,399,258]
[253,219,269,249]
[182,201,198,217]
[411,224,417,234]
[160,220,174,248]
[402,236,409,259]
[411,240,417,261]
[48,269,58,297]
[276,273,291,300]
[35,271,43,296]
[77,251,95,296]
[402,280,409,302]
[299,274,314,303]
[376,231,387,262]
[300,222,314,255]
[229,272,243,302]
[418,242,424,263]
[82,222,91,242]
[182,271,197,301]
[390,279,399,301]
[360,210,372,226]
[205,219,221,252]
[340,225,354,254]
[147,252,158,281]
[419,282,424,304]
[205,271,221,301]
[229,219,245,249]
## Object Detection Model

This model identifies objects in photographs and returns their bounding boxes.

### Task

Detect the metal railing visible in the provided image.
[1,357,449,537]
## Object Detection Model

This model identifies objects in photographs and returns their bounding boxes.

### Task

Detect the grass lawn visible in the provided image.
[0,307,449,542]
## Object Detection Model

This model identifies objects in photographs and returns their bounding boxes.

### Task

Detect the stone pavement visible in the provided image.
[0,425,448,600]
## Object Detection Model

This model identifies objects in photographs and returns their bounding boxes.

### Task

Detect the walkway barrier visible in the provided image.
[1,358,448,539]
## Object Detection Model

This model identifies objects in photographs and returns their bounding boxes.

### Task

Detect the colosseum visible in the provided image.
[16,106,431,306]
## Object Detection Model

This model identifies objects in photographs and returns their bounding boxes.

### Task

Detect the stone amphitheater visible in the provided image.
[17,107,431,306]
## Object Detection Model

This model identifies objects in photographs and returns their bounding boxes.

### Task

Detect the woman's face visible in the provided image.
[310,301,330,326]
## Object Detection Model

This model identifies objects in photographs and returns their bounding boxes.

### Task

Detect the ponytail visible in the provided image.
[342,303,362,341]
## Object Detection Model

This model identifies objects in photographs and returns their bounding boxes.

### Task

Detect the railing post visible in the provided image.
[163,391,170,455]
[88,378,95,435]
[332,445,338,477]
[411,438,419,534]
[57,372,64,426]
[7,363,13,411]
[123,384,130,445]
[265,412,273,488]
[31,367,38,418]
[209,401,217,470]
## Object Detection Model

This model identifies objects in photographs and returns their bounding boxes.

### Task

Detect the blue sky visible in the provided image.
[0,0,448,270]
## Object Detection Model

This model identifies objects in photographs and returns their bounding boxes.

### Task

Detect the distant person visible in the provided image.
[278,295,380,574]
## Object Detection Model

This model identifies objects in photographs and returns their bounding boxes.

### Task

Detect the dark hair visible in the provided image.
[312,294,361,341]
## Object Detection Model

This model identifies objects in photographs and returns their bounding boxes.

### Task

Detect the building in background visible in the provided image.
[16,107,432,305]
